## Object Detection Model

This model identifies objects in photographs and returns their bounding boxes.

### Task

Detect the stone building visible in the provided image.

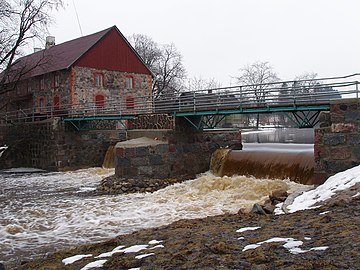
[0,26,153,122]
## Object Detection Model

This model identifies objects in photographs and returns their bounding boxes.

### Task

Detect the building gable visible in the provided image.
[74,27,152,75]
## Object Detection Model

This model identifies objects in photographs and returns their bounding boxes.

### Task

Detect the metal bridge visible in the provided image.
[1,73,359,130]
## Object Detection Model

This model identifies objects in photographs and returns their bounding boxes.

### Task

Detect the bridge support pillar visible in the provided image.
[314,98,360,183]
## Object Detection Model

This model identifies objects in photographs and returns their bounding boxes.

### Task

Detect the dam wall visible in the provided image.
[114,130,242,180]
[315,98,360,182]
[0,119,121,170]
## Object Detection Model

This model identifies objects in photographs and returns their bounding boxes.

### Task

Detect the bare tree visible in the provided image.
[151,44,186,99]
[235,61,279,129]
[0,0,63,95]
[128,33,161,68]
[128,34,186,100]
[186,76,222,92]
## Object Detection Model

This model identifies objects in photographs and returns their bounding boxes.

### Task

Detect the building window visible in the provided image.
[54,74,60,88]
[94,73,104,87]
[40,77,45,90]
[125,76,133,89]
[125,95,135,110]
[95,94,105,108]
[38,97,46,112]
[53,95,60,112]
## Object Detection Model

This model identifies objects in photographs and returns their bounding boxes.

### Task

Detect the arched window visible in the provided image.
[95,94,105,108]
[125,95,135,110]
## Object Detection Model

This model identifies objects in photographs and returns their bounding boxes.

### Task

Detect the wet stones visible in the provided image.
[97,175,190,195]
[239,189,289,216]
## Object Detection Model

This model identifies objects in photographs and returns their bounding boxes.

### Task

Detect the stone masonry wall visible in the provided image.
[98,129,241,194]
[73,67,152,113]
[314,98,360,182]
[0,119,122,170]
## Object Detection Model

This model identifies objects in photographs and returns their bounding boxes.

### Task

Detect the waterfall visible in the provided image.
[102,145,115,168]
[210,145,315,185]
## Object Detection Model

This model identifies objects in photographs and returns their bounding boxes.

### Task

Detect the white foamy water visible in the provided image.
[0,168,304,267]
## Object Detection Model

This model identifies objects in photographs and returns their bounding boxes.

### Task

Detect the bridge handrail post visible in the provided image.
[239,86,242,109]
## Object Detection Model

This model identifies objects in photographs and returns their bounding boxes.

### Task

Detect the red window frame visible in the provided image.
[95,94,105,108]
[53,95,60,111]
[125,95,135,110]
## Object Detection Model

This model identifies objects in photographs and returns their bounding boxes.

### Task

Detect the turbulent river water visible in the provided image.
[0,149,307,267]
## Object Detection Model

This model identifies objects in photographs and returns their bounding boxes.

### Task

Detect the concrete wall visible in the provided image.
[314,98,360,182]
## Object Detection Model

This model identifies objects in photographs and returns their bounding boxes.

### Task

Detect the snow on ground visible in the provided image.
[242,236,328,254]
[80,260,107,270]
[286,165,360,213]
[68,240,164,269]
[62,254,92,265]
[236,227,261,233]
[135,253,155,259]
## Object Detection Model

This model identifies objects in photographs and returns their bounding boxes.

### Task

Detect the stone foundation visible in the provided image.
[314,98,360,182]
[0,119,123,170]
[100,129,242,194]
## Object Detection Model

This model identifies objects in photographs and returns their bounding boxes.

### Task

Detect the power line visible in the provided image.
[72,0,83,36]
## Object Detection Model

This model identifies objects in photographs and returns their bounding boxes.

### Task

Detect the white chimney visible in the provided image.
[45,36,55,49]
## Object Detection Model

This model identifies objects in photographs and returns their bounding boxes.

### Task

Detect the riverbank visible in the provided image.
[13,183,360,270]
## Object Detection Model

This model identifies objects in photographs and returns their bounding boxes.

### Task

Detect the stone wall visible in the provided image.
[98,129,241,194]
[314,98,360,182]
[73,66,152,112]
[0,119,122,170]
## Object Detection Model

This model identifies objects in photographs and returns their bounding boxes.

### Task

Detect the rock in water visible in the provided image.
[251,203,267,215]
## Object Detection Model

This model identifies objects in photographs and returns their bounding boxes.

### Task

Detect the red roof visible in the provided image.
[7,26,152,80]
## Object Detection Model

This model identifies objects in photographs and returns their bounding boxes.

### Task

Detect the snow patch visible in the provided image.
[148,239,163,245]
[62,254,92,265]
[274,202,285,215]
[319,211,330,215]
[122,244,149,253]
[242,237,328,254]
[149,244,164,250]
[236,226,261,233]
[286,165,360,213]
[96,245,125,258]
[135,253,155,259]
[80,260,107,270]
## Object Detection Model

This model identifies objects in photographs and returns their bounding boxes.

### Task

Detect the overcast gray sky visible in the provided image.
[47,0,360,86]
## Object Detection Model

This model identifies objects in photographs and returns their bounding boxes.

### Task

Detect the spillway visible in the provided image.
[211,143,316,185]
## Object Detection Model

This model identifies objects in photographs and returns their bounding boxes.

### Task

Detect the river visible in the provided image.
[0,145,308,268]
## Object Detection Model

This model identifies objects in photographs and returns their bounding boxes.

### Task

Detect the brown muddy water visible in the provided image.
[0,144,310,268]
